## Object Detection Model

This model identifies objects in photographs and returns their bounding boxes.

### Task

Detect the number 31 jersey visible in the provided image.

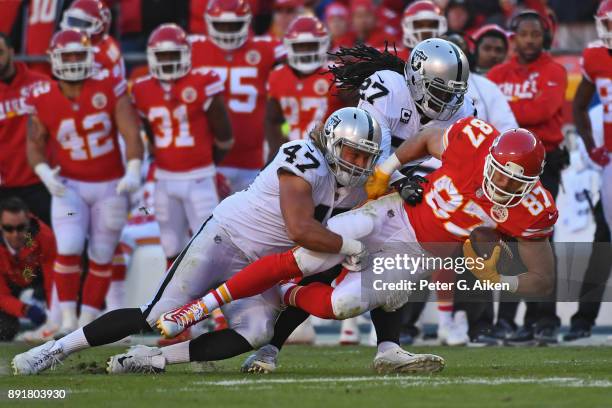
[405,117,558,244]
[25,72,126,182]
[213,139,365,259]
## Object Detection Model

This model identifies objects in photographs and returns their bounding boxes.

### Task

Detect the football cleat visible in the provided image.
[446,311,469,346]
[12,340,65,375]
[107,345,166,374]
[373,346,445,374]
[156,300,209,339]
[240,345,279,374]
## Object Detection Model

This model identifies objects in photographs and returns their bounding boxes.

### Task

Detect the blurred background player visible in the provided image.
[131,23,233,267]
[471,24,510,75]
[324,2,351,52]
[269,0,305,40]
[25,29,143,336]
[566,0,612,341]
[400,0,447,58]
[191,0,286,192]
[60,0,126,80]
[0,197,54,341]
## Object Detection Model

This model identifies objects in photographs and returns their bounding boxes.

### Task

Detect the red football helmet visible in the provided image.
[60,0,111,42]
[205,0,252,50]
[401,0,447,49]
[48,29,94,81]
[147,24,191,81]
[483,128,545,208]
[472,24,509,45]
[596,0,612,49]
[284,16,330,74]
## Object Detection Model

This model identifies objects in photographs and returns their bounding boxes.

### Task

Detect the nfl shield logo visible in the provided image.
[92,92,107,109]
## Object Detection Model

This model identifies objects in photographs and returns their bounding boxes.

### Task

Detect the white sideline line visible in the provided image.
[191,376,612,388]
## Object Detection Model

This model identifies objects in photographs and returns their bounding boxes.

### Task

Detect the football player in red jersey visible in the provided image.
[25,29,144,335]
[190,0,286,192]
[158,118,556,352]
[574,0,612,231]
[399,0,447,59]
[266,16,345,159]
[131,23,233,263]
[61,0,125,80]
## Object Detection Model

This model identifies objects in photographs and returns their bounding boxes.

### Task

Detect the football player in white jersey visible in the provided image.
[12,107,439,376]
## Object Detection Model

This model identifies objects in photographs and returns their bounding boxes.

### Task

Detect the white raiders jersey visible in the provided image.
[213,139,366,260]
[357,69,476,161]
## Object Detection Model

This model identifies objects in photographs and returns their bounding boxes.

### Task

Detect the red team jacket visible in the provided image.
[581,41,612,150]
[190,35,285,169]
[131,69,225,172]
[0,216,55,318]
[487,53,567,152]
[25,72,128,182]
[0,62,50,188]
[267,65,344,141]
[406,117,558,250]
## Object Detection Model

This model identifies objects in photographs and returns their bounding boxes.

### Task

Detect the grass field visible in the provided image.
[1,344,612,407]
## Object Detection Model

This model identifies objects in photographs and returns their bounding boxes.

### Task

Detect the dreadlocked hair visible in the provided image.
[327,42,406,92]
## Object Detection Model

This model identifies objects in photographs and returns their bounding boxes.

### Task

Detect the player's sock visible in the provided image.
[284,283,335,319]
[54,255,82,303]
[82,308,152,346]
[188,329,253,362]
[269,306,310,350]
[437,302,453,328]
[370,307,402,345]
[55,328,90,355]
[161,340,191,364]
[82,261,113,311]
[200,251,303,312]
[106,251,128,311]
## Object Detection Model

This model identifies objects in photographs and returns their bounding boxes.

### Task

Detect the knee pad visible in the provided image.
[331,288,366,320]
[55,226,86,255]
[88,240,118,265]
[99,196,128,232]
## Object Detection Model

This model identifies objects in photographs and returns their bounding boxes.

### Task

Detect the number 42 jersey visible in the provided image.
[405,117,558,244]
[213,139,365,259]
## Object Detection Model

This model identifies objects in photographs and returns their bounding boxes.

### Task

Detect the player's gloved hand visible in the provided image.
[25,304,47,326]
[398,175,428,206]
[340,238,368,272]
[462,239,501,283]
[116,159,142,194]
[365,154,402,199]
[34,163,65,197]
[589,146,610,167]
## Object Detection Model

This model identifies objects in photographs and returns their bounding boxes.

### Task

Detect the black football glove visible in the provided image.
[398,175,428,206]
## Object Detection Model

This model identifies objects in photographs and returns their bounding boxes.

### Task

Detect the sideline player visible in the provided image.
[24,29,143,335]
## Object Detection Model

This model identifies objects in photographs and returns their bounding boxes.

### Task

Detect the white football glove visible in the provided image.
[116,159,142,194]
[340,238,368,272]
[34,163,65,197]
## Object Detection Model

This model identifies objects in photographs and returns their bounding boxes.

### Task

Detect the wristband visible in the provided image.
[125,159,142,175]
[379,153,401,175]
[339,238,362,256]
[215,138,235,150]
[500,275,519,293]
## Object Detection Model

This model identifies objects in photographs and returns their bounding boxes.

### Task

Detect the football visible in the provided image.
[469,227,513,273]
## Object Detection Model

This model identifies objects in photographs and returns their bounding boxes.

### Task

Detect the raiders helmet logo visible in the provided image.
[181,87,197,103]
[246,50,261,65]
[410,49,428,71]
[325,115,341,135]
[314,79,329,96]
[92,92,107,109]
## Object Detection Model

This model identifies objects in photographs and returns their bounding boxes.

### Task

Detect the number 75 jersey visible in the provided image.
[405,117,558,243]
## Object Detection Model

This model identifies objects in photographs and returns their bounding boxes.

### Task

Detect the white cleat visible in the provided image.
[240,345,279,374]
[107,345,166,374]
[156,299,209,339]
[373,346,445,374]
[446,311,469,346]
[15,322,59,343]
[339,317,360,345]
[12,340,65,375]
[286,318,315,345]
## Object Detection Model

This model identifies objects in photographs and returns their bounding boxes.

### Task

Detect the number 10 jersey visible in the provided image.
[213,139,365,260]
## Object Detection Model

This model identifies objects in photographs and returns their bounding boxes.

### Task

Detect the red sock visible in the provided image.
[285,283,335,319]
[81,261,112,310]
[224,251,302,302]
[112,244,129,281]
[54,255,81,302]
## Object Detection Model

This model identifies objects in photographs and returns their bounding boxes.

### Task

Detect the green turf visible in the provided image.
[1,344,611,407]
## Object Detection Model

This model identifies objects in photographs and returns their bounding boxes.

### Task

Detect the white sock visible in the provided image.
[438,310,453,327]
[105,281,126,311]
[56,328,90,355]
[161,341,191,365]
[79,305,100,326]
[377,341,400,354]
[48,286,62,327]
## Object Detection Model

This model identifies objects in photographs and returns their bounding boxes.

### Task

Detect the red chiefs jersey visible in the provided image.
[190,35,285,169]
[267,65,344,141]
[26,72,127,182]
[94,35,126,80]
[581,41,612,150]
[406,117,558,246]
[24,0,61,76]
[0,62,50,187]
[131,70,224,173]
